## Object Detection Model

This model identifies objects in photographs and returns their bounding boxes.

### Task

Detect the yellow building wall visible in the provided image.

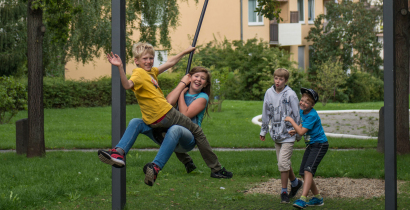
[66,0,326,80]
[66,0,242,80]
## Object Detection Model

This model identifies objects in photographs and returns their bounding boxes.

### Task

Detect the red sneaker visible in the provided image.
[98,148,125,168]
[143,163,160,186]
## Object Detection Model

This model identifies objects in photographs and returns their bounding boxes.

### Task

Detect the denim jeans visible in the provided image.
[149,107,222,172]
[115,118,196,169]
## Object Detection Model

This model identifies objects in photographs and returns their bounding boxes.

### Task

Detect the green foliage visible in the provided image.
[306,0,383,78]
[255,0,282,21]
[174,38,309,100]
[0,76,27,124]
[344,71,384,103]
[157,71,181,96]
[315,59,347,106]
[3,0,194,78]
[42,77,139,108]
[0,0,27,77]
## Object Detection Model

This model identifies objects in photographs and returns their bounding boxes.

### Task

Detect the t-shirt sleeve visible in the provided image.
[301,113,318,130]
[129,69,140,87]
[197,93,209,103]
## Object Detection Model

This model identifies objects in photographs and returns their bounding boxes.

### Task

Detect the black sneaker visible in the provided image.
[210,167,233,178]
[281,191,290,203]
[143,163,160,186]
[289,179,303,198]
[98,148,125,168]
[185,161,197,173]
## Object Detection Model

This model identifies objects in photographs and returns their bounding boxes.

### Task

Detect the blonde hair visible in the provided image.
[302,93,315,105]
[274,68,290,80]
[132,42,155,59]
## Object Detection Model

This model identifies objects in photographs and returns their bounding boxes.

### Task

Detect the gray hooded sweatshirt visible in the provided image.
[260,85,301,143]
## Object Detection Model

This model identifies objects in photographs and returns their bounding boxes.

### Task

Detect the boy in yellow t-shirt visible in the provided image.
[98,42,232,186]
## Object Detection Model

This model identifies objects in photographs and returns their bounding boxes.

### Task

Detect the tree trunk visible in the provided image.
[395,0,410,154]
[27,0,45,157]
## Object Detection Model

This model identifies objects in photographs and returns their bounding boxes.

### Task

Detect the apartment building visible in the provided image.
[66,0,326,80]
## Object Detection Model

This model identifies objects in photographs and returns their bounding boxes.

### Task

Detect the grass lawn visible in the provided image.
[1,150,410,210]
[0,100,383,150]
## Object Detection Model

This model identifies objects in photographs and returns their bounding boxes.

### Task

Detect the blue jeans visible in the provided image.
[115,118,196,169]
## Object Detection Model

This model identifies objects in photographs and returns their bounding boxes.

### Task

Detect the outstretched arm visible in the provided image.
[157,46,195,74]
[107,52,134,90]
[285,116,308,136]
[166,74,191,106]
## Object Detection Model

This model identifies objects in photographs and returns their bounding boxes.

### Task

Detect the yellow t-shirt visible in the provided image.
[129,67,172,124]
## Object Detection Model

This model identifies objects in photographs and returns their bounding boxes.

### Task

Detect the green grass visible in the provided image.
[0,100,383,150]
[1,150,410,210]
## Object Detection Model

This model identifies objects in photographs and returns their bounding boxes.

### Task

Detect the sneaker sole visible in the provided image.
[292,204,306,209]
[144,164,155,186]
[210,174,231,178]
[281,201,290,204]
[98,150,125,168]
[307,202,324,206]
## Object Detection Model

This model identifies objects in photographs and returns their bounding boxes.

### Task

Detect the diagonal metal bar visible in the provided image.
[185,0,209,74]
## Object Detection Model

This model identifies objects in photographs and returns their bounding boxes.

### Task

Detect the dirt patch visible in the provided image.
[245,177,407,198]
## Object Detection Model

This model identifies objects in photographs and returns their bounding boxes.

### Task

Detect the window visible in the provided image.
[297,0,305,23]
[298,46,305,70]
[248,0,264,25]
[308,0,315,23]
[153,50,167,68]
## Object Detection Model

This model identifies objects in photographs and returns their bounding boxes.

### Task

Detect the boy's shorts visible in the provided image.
[299,142,329,177]
[275,142,294,172]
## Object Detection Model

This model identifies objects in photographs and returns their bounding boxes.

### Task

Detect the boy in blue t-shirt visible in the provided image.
[285,88,329,209]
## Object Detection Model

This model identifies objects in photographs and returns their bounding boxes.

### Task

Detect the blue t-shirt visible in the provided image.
[300,108,328,144]
[184,92,209,127]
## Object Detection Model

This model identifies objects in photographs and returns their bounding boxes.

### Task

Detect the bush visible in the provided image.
[172,38,309,100]
[0,76,27,124]
[315,59,347,106]
[345,71,384,103]
[42,77,140,108]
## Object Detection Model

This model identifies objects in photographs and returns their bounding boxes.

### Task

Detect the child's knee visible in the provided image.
[277,160,291,172]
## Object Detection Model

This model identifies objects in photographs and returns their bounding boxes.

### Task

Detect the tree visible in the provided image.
[2,0,195,78]
[305,0,383,78]
[0,0,27,77]
[392,0,410,154]
[27,0,45,157]
[315,59,346,106]
[254,0,282,21]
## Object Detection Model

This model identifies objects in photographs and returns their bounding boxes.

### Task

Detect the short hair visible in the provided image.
[274,68,290,80]
[302,93,315,105]
[132,42,155,59]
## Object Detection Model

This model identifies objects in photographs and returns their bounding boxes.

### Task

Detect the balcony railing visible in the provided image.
[269,11,302,46]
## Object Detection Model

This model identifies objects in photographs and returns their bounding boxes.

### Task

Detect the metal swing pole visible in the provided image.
[185,0,209,74]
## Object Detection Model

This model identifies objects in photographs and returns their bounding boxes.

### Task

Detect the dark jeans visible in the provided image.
[150,107,222,172]
[299,142,329,177]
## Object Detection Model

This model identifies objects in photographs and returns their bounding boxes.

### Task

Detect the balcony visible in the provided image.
[269,11,302,46]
